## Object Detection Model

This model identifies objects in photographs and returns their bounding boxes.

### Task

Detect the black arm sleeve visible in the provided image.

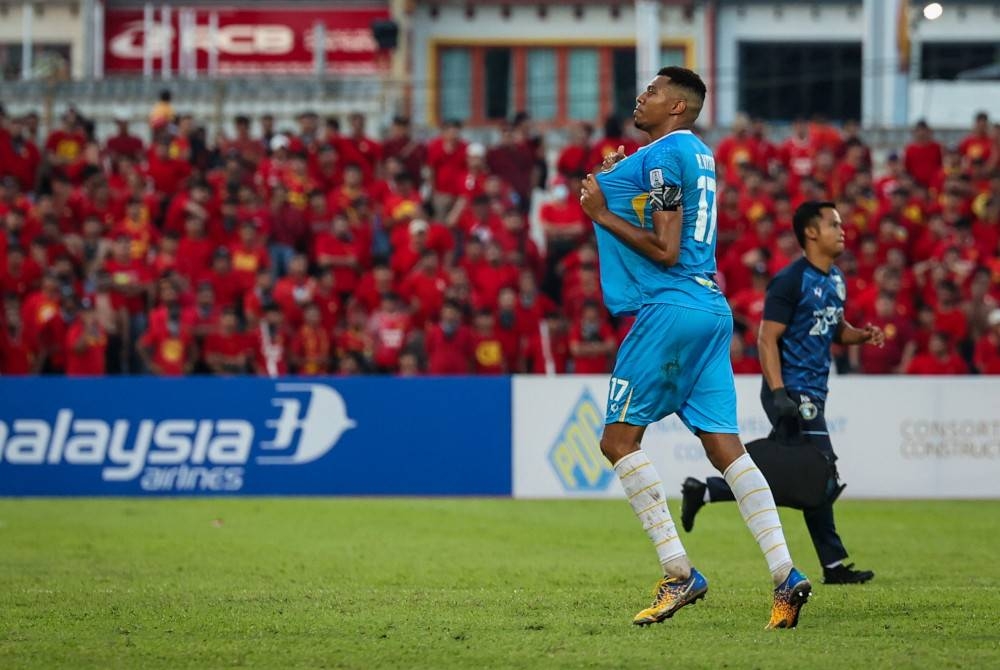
[762,268,802,325]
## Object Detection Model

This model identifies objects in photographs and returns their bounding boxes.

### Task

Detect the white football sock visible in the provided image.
[614,450,691,579]
[723,453,793,585]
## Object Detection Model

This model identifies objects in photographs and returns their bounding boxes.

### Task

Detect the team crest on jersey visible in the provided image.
[649,168,664,187]
[798,395,818,421]
[832,274,847,301]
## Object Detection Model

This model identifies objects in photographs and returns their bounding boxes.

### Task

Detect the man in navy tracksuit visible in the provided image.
[681,201,884,584]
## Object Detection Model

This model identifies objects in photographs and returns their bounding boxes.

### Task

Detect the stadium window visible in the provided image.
[526,49,557,121]
[484,48,512,120]
[567,48,599,120]
[433,42,688,125]
[659,47,685,68]
[0,43,71,80]
[612,48,638,121]
[439,48,472,122]
[738,42,861,122]
[920,42,1000,80]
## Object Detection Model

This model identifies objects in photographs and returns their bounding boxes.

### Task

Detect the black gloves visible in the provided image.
[772,387,800,419]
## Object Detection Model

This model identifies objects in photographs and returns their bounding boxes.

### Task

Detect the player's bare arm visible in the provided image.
[758,319,788,391]
[580,174,681,267]
[758,319,799,418]
[834,318,885,347]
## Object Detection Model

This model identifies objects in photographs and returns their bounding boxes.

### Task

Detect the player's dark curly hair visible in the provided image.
[657,66,706,104]
[792,201,837,248]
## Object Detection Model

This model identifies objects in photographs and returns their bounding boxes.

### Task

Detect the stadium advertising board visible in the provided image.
[104,6,390,74]
[0,377,511,496]
[513,375,1000,499]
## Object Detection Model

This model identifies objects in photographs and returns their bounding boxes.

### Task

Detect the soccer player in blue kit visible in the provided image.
[681,201,883,585]
[579,67,810,628]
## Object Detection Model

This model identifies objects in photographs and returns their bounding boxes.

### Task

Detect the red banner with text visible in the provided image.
[105,6,390,75]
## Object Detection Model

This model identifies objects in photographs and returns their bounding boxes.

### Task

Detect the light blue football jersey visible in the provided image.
[593,129,729,317]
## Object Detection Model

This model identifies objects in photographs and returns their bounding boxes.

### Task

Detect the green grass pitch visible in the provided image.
[1,498,998,669]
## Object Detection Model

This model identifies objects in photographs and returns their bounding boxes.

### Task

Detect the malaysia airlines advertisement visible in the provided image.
[0,377,511,496]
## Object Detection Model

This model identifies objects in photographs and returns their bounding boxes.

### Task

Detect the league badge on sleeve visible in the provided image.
[833,275,847,301]
[649,168,664,188]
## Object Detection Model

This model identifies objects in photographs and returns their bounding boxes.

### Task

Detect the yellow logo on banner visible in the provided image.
[547,390,614,491]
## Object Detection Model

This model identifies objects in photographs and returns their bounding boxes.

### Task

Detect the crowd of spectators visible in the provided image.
[1,90,999,377]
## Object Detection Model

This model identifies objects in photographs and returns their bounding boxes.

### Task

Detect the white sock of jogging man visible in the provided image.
[614,450,692,578]
[724,452,793,584]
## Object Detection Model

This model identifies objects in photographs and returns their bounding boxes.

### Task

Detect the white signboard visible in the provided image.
[512,375,1000,499]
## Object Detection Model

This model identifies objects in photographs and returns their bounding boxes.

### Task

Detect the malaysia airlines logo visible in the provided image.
[0,383,356,492]
[258,383,356,464]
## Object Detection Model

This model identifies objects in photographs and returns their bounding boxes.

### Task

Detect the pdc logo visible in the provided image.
[547,390,614,492]
[0,383,356,492]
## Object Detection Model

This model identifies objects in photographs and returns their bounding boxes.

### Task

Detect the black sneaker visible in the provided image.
[822,562,874,584]
[680,477,707,533]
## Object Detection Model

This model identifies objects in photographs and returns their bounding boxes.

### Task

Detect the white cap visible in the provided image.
[270,134,290,151]
[112,107,130,121]
[409,218,429,234]
[467,142,486,158]
[988,309,1000,327]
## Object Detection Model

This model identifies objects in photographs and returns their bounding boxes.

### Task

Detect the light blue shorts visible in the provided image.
[604,303,739,434]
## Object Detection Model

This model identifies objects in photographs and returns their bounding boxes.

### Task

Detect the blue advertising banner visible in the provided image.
[0,377,512,496]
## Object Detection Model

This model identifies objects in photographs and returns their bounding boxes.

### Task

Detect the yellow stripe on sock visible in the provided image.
[644,518,674,533]
[728,466,757,486]
[628,482,661,501]
[619,461,650,479]
[738,487,770,505]
[637,500,664,517]
[654,535,679,548]
[745,507,777,524]
[764,542,787,555]
[754,525,783,542]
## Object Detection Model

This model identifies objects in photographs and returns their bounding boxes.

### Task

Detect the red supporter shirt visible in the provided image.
[45,129,86,163]
[292,324,332,375]
[716,134,758,173]
[731,354,762,374]
[904,141,942,187]
[369,311,410,370]
[426,137,467,194]
[141,323,194,375]
[273,276,317,329]
[0,326,34,374]
[65,321,107,375]
[426,324,474,374]
[959,135,993,164]
[103,259,150,314]
[228,242,270,291]
[860,317,914,374]
[203,330,250,365]
[934,307,968,344]
[176,237,215,280]
[106,133,144,161]
[471,330,506,374]
[569,322,615,374]
[400,270,449,325]
[2,135,41,192]
[556,145,589,177]
[906,352,968,375]
[312,233,362,294]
